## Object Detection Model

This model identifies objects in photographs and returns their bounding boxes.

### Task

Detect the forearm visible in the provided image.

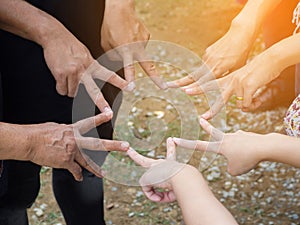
[0,0,71,47]
[265,33,300,72]
[171,165,238,225]
[232,0,283,37]
[0,122,31,160]
[263,133,300,168]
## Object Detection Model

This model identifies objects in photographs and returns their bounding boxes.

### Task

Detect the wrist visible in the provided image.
[35,17,71,48]
[170,164,200,186]
[259,133,280,162]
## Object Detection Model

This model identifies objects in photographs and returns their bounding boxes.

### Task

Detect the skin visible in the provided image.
[174,118,300,176]
[167,0,299,119]
[0,0,165,113]
[190,33,300,119]
[0,112,130,181]
[102,0,167,89]
[127,138,238,225]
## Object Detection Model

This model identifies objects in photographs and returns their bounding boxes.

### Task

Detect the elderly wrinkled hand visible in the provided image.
[26,111,130,181]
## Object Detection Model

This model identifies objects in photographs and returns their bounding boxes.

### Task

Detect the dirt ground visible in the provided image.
[28,0,300,225]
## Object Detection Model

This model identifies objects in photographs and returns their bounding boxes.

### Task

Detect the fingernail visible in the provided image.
[126,147,135,155]
[105,110,113,117]
[121,142,130,149]
[173,137,180,143]
[78,176,83,182]
[160,82,168,90]
[167,137,172,142]
[199,118,206,124]
[104,107,111,112]
[101,170,106,177]
[201,112,209,119]
[124,82,136,92]
[185,88,193,94]
[166,81,174,88]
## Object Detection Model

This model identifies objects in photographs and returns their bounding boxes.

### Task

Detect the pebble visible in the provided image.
[128,212,135,218]
[111,187,118,192]
[33,208,43,217]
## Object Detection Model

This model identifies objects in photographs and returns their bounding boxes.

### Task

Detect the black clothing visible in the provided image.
[0,1,122,224]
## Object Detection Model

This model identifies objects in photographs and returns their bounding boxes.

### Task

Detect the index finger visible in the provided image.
[167,64,211,88]
[127,148,156,168]
[166,138,176,160]
[199,118,224,141]
[73,112,113,135]
[86,60,134,92]
[135,51,168,89]
[80,75,111,112]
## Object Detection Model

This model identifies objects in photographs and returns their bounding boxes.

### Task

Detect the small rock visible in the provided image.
[33,208,43,217]
[106,203,114,210]
[128,212,135,218]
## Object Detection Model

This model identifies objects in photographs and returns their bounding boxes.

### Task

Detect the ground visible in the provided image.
[28,0,300,224]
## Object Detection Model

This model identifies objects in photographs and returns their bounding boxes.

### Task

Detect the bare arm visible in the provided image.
[167,0,284,90]
[127,139,238,225]
[0,0,66,47]
[0,113,130,181]
[262,133,300,168]
[0,122,31,160]
[171,165,238,225]
[0,0,130,107]
[174,119,300,176]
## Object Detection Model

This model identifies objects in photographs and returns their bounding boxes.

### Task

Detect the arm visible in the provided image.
[0,122,31,161]
[167,0,284,88]
[0,112,130,181]
[0,0,130,110]
[127,139,238,225]
[184,31,300,119]
[174,119,300,176]
[171,165,238,225]
[262,133,300,168]
[101,0,167,89]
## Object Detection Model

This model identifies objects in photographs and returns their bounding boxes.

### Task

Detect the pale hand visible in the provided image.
[167,21,253,89]
[174,118,268,176]
[127,138,185,203]
[180,51,282,119]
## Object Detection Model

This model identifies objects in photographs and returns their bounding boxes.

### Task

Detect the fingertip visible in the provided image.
[121,142,130,150]
[167,137,175,146]
[159,82,168,90]
[126,147,136,155]
[104,107,113,118]
[124,82,136,92]
[172,137,180,143]
[201,112,211,120]
[166,81,177,88]
[199,117,207,125]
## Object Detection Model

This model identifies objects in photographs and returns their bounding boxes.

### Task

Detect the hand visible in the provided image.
[26,111,130,181]
[181,51,282,119]
[167,20,254,89]
[43,28,133,111]
[173,118,268,176]
[101,0,167,89]
[127,138,185,203]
